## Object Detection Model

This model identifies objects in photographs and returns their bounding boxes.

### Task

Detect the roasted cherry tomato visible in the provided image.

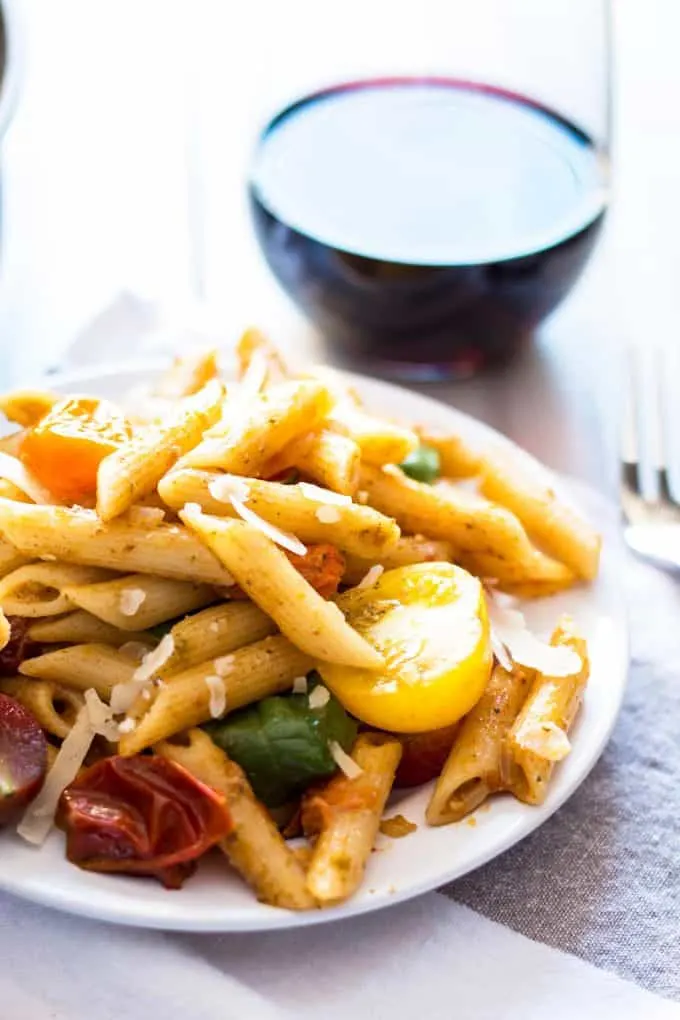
[319,563,492,733]
[0,693,47,824]
[0,616,43,676]
[286,543,345,599]
[228,543,345,601]
[57,755,232,888]
[394,722,461,788]
[20,397,132,502]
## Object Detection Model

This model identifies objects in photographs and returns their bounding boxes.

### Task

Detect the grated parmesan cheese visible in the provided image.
[109,676,153,714]
[118,641,153,663]
[119,588,147,617]
[182,501,203,517]
[292,675,308,694]
[127,505,166,527]
[213,654,234,677]
[209,621,220,634]
[298,482,352,506]
[133,633,175,683]
[490,630,514,672]
[0,451,56,505]
[356,564,384,590]
[329,741,363,779]
[40,553,57,562]
[314,505,341,524]
[205,674,227,718]
[486,597,582,677]
[17,686,118,845]
[308,685,331,710]
[117,717,137,735]
[515,720,572,762]
[83,688,119,741]
[231,498,307,556]
[209,474,250,504]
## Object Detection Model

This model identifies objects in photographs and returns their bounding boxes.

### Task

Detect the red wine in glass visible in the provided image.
[248,78,609,380]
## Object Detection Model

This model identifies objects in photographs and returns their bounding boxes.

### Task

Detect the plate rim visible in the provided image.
[0,360,629,931]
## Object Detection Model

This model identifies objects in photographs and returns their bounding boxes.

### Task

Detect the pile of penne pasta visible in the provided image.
[0,330,600,910]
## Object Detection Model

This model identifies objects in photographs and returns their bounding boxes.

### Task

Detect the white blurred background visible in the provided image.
[0,0,673,486]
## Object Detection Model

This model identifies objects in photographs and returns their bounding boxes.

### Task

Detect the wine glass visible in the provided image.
[244,0,612,381]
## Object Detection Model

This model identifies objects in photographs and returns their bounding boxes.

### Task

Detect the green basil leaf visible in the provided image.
[203,681,357,807]
[399,444,441,484]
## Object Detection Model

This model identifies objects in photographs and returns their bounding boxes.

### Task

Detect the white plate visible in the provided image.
[0,363,628,932]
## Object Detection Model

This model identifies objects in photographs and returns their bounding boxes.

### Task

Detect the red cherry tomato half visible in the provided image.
[0,617,43,676]
[394,722,461,789]
[58,755,232,888]
[0,692,47,824]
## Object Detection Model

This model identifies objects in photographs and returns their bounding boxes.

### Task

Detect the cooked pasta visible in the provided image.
[426,663,531,824]
[159,469,400,559]
[156,729,316,910]
[119,634,312,754]
[61,572,215,631]
[0,501,235,585]
[28,610,151,647]
[0,564,114,618]
[303,733,402,905]
[19,643,136,697]
[359,464,575,592]
[502,618,589,805]
[180,509,384,669]
[97,379,224,520]
[0,336,599,911]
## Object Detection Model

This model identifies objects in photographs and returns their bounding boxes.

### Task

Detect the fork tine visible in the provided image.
[626,346,662,503]
[659,346,680,505]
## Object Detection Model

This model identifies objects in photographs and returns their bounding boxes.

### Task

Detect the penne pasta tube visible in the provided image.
[0,563,114,618]
[342,535,454,585]
[159,470,400,560]
[28,610,152,647]
[0,499,236,586]
[426,663,531,825]
[416,429,482,478]
[96,379,224,520]
[478,447,601,580]
[329,405,418,466]
[503,617,589,806]
[359,464,575,591]
[303,733,402,906]
[236,327,288,385]
[119,634,312,755]
[161,602,277,676]
[181,509,384,670]
[0,677,84,740]
[0,534,30,581]
[19,643,136,697]
[156,729,316,910]
[62,573,216,631]
[0,389,58,427]
[177,379,334,473]
[273,429,360,496]
[153,349,219,398]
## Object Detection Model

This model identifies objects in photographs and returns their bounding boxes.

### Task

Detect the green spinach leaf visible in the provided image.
[203,679,357,807]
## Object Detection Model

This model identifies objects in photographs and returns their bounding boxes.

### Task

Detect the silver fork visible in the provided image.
[622,346,680,569]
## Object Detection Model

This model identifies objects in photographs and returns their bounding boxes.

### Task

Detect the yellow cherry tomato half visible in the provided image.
[318,563,492,734]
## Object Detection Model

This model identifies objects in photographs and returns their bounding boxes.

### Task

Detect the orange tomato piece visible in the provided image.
[20,397,132,502]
